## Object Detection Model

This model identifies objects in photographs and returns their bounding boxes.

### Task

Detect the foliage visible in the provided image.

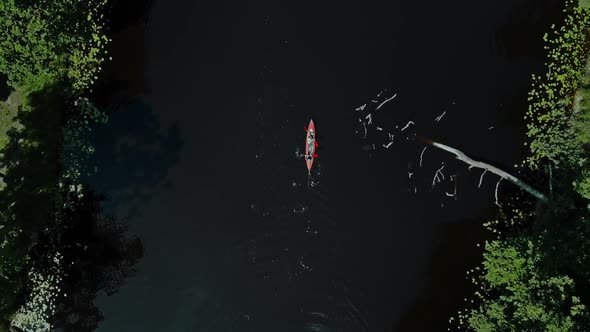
[463,238,589,331]
[570,56,590,199]
[524,1,590,170]
[454,207,590,331]
[61,96,108,201]
[0,226,29,318]
[0,0,133,329]
[0,82,65,320]
[0,90,24,152]
[10,252,62,332]
[0,0,110,93]
[572,168,590,200]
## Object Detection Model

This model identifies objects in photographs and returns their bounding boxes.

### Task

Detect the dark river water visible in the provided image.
[88,0,561,330]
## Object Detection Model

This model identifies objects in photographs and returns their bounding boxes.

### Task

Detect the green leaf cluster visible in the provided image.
[0,0,110,93]
[525,1,590,170]
[0,0,111,326]
[465,238,589,332]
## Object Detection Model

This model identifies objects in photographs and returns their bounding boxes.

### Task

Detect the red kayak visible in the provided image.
[304,119,318,174]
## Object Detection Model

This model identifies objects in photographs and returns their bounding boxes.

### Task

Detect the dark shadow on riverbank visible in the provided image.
[0,80,66,324]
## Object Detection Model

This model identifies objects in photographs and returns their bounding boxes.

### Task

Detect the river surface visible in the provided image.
[89,0,561,330]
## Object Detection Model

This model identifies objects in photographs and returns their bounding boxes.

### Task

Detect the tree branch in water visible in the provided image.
[419,137,548,203]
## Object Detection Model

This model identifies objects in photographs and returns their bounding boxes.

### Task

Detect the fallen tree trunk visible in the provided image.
[420,137,548,203]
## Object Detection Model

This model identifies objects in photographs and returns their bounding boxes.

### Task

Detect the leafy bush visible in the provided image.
[0,0,110,93]
[463,239,589,331]
[525,1,590,169]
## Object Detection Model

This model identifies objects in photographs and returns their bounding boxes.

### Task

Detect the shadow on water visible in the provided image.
[86,98,183,221]
[494,0,564,59]
[106,0,155,33]
[86,0,180,221]
[394,219,490,331]
[46,191,144,332]
[91,0,154,107]
[494,0,565,147]
[0,80,144,330]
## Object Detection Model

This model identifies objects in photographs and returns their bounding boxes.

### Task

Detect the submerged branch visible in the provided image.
[376,93,397,110]
[495,178,503,207]
[420,138,548,203]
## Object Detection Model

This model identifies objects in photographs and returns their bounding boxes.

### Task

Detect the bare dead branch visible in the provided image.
[446,175,458,199]
[420,138,548,203]
[376,93,398,110]
[419,146,427,167]
[478,169,487,188]
[495,178,503,207]
[401,121,414,131]
[434,111,446,122]
[436,163,446,180]
[432,163,445,187]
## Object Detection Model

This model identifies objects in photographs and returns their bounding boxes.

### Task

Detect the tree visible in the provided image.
[0,0,109,92]
[464,239,590,331]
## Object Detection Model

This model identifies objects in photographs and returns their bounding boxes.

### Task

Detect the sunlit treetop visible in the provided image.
[0,0,110,93]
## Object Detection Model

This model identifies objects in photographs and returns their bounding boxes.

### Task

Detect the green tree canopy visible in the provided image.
[0,0,109,92]
[466,239,590,331]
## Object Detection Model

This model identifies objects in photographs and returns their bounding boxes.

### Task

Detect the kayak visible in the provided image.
[305,119,316,174]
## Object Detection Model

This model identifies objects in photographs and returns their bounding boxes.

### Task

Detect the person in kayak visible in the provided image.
[305,153,318,160]
[304,126,318,160]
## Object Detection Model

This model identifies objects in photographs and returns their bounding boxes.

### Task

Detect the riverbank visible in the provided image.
[455,1,590,330]
[0,1,123,331]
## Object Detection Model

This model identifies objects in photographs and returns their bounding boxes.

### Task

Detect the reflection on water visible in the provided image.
[50,191,144,331]
[87,97,183,221]
[395,219,490,331]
